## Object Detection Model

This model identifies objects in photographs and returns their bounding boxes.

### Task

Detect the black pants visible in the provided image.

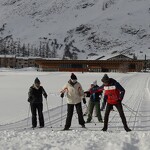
[103,102,129,130]
[30,103,44,127]
[65,102,85,129]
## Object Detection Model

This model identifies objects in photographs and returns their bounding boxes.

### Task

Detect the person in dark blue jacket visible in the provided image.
[85,80,103,123]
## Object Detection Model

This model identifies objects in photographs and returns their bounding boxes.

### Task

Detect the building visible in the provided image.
[35,54,144,72]
[0,55,16,68]
[16,57,29,68]
[0,55,42,68]
[0,54,145,72]
[107,54,133,60]
[35,59,144,72]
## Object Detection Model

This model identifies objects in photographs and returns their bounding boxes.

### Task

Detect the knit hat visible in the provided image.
[71,73,77,80]
[34,77,40,84]
[101,74,109,83]
[91,80,97,86]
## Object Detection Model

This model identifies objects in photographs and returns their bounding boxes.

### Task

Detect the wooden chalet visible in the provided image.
[35,59,144,72]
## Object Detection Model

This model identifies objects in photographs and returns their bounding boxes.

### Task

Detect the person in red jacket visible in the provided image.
[90,74,131,132]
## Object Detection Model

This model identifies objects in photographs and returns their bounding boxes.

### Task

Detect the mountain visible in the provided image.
[0,0,150,59]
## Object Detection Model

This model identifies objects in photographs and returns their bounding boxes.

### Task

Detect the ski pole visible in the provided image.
[123,104,137,116]
[45,98,52,128]
[85,104,97,126]
[122,103,142,116]
[122,103,142,117]
[27,104,30,127]
[60,97,63,127]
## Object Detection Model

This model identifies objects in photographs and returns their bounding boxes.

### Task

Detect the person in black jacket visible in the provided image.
[28,78,47,128]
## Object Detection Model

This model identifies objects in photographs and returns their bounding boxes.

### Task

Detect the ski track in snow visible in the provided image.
[1,72,150,149]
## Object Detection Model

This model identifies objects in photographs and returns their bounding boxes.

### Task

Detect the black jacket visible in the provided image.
[28,85,47,104]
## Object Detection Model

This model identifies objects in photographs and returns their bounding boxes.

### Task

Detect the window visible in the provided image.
[128,64,135,69]
[71,64,83,68]
[60,64,71,68]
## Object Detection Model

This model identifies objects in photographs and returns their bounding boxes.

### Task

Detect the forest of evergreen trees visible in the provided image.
[0,23,62,58]
[0,23,82,60]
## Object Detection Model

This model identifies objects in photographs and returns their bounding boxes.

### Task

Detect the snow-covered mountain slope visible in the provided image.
[0,0,150,59]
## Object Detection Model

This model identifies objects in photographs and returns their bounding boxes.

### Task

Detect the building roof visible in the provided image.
[0,55,16,58]
[96,54,133,60]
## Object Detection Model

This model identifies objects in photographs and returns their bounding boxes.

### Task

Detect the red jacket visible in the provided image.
[90,78,125,105]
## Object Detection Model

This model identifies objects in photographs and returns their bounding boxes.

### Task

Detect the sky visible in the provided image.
[0,68,150,149]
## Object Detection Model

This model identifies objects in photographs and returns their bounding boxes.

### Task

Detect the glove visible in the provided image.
[60,93,64,98]
[44,94,47,99]
[28,98,31,103]
[83,98,86,104]
[117,99,122,103]
[84,91,90,97]
[28,97,32,103]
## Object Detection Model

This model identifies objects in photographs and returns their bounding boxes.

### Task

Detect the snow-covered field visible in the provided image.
[0,69,150,149]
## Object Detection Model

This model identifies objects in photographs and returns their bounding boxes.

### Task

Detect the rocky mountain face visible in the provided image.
[0,0,150,59]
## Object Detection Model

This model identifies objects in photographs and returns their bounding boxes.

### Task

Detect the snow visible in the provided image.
[0,68,150,149]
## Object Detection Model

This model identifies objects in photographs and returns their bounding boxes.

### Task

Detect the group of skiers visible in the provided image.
[28,73,131,132]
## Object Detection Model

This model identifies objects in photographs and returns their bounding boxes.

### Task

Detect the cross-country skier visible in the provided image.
[84,80,103,123]
[90,74,131,132]
[60,73,86,130]
[28,78,47,128]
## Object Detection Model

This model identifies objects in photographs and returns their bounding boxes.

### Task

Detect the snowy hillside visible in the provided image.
[1,70,150,149]
[0,0,150,59]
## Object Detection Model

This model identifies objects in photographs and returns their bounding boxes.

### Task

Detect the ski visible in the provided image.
[15,126,129,132]
[15,127,46,132]
[60,129,73,131]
